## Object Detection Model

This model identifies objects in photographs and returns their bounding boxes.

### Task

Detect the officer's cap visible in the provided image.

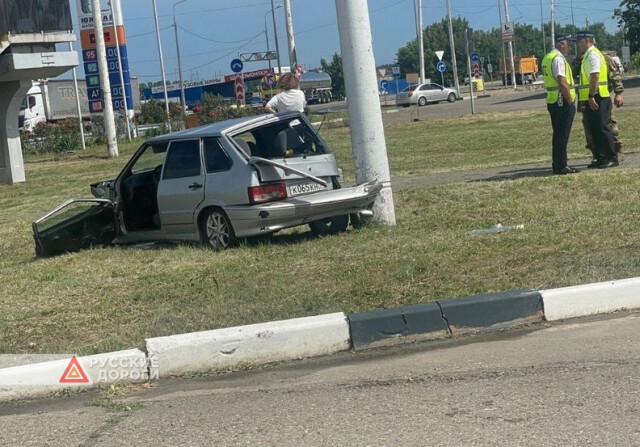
[555,34,575,43]
[575,30,594,40]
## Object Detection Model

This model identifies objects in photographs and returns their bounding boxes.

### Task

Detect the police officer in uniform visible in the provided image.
[576,30,617,169]
[542,34,577,174]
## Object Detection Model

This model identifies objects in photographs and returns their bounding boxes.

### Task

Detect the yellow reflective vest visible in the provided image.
[541,49,575,105]
[579,46,609,101]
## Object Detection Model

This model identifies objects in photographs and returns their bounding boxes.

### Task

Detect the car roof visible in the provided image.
[144,111,305,143]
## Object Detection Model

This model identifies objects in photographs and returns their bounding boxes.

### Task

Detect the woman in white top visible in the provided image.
[265,72,306,113]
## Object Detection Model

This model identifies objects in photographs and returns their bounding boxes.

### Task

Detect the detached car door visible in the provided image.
[156,139,206,233]
[33,198,116,257]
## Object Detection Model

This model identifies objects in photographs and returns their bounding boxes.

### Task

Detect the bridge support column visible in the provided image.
[0,80,31,184]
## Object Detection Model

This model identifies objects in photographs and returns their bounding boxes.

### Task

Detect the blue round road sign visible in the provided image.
[471,53,480,62]
[380,79,389,90]
[436,61,446,73]
[230,58,244,73]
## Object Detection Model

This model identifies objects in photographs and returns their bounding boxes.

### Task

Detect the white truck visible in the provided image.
[19,77,141,132]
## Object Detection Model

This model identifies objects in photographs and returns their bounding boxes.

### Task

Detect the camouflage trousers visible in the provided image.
[581,105,623,160]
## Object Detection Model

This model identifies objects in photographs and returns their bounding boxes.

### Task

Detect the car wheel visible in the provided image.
[349,209,374,229]
[447,92,456,103]
[418,96,427,107]
[200,208,235,250]
[308,215,349,235]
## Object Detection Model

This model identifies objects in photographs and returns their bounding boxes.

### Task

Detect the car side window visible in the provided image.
[204,138,232,173]
[163,140,201,180]
[130,142,168,174]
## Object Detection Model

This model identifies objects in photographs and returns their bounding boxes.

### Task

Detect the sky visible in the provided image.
[69,0,622,83]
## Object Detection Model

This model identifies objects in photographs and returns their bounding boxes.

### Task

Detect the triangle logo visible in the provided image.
[59,356,90,384]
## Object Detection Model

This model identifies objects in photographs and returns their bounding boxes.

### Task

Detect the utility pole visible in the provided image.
[417,0,425,84]
[540,0,546,55]
[69,42,86,150]
[92,0,118,157]
[498,0,507,86]
[110,0,131,141]
[173,0,187,125]
[504,0,517,90]
[152,0,171,131]
[335,0,396,226]
[271,0,282,74]
[446,0,460,94]
[550,0,555,47]
[283,0,297,72]
[465,27,476,114]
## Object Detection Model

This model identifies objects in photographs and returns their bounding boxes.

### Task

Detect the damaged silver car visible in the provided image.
[33,112,381,256]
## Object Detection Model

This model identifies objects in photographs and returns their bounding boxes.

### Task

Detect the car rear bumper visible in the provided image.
[226,181,382,237]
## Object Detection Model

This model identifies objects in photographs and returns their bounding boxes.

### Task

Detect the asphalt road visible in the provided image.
[310,76,640,124]
[2,312,640,446]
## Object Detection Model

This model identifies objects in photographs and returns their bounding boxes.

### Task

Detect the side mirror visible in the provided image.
[28,96,36,109]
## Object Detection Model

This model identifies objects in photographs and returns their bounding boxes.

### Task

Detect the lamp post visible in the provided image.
[270,0,282,74]
[264,5,282,71]
[173,0,188,123]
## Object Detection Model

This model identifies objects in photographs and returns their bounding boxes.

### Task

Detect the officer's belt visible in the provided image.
[576,81,609,90]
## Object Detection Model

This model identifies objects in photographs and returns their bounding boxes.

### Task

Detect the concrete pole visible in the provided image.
[465,28,476,114]
[152,0,172,131]
[110,0,131,141]
[283,0,297,72]
[503,0,517,89]
[69,42,86,150]
[539,0,547,55]
[92,0,118,157]
[417,0,425,84]
[335,0,396,225]
[550,0,555,46]
[446,0,460,94]
[271,0,282,74]
[173,0,187,125]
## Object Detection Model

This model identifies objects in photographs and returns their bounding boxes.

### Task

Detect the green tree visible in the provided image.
[615,0,640,54]
[320,53,345,98]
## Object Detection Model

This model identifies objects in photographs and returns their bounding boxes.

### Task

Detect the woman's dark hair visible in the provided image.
[277,72,299,90]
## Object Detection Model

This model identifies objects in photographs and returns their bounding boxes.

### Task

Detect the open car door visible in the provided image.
[32,198,117,257]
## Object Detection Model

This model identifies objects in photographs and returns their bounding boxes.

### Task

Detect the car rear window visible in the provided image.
[163,140,201,179]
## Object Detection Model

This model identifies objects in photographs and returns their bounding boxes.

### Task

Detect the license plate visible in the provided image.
[288,181,327,196]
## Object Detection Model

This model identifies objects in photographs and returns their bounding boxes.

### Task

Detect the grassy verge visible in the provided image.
[1,107,639,355]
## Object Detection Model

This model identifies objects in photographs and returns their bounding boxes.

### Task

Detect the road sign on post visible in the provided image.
[392,64,400,78]
[235,75,245,102]
[264,72,275,87]
[230,58,244,73]
[436,61,446,73]
[435,50,444,61]
[380,79,389,90]
[502,22,515,43]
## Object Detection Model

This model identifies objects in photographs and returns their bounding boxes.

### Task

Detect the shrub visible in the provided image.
[21,119,82,154]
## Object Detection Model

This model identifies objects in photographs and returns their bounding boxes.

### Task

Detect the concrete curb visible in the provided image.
[541,277,640,321]
[0,349,147,401]
[348,289,543,350]
[2,277,640,402]
[146,312,351,378]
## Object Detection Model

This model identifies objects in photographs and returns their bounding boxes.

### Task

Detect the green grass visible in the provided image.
[1,107,639,355]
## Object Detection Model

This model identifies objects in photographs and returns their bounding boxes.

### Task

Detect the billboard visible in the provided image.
[76,0,133,114]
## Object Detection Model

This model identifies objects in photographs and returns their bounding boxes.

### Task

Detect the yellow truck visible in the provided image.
[499,55,539,86]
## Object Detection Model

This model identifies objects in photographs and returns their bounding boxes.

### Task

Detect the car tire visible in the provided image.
[200,208,235,250]
[308,215,349,235]
[418,97,427,107]
[447,92,456,103]
[349,209,374,229]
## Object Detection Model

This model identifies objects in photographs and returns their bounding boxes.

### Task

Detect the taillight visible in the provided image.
[248,183,287,204]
